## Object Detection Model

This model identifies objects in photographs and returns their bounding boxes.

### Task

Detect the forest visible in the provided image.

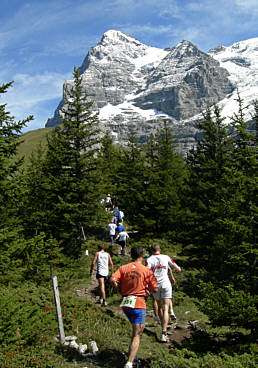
[0,69,257,368]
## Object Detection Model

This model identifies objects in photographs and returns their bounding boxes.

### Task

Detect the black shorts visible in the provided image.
[118,240,126,248]
[96,273,109,281]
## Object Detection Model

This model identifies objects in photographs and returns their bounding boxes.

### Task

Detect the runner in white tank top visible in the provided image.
[90,244,114,306]
[146,243,181,343]
[97,251,109,277]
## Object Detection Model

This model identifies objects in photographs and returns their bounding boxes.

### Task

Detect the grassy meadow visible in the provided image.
[1,237,256,368]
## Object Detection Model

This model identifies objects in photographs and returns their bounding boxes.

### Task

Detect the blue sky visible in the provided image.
[1,0,257,132]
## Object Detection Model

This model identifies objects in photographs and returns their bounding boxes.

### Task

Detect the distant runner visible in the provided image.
[107,220,117,245]
[116,222,125,234]
[146,243,181,342]
[110,246,158,368]
[90,244,114,306]
[116,228,129,256]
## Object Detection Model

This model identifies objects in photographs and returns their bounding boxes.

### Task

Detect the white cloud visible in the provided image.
[1,71,70,131]
[5,72,69,107]
[234,0,258,14]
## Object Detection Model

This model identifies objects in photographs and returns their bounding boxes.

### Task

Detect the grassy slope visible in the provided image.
[53,241,256,368]
[1,238,256,368]
[17,127,52,165]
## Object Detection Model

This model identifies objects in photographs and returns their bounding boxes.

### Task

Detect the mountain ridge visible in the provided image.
[46,31,258,152]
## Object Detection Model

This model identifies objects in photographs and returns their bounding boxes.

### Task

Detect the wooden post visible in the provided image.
[51,265,65,344]
[81,226,88,256]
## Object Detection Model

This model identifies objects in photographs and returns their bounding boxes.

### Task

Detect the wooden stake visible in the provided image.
[51,266,65,344]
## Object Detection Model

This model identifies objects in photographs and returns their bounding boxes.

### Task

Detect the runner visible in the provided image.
[116,222,125,234]
[149,266,176,324]
[146,243,181,342]
[113,206,120,223]
[119,209,124,224]
[107,220,117,245]
[115,227,129,256]
[90,244,114,306]
[105,194,112,211]
[110,246,159,368]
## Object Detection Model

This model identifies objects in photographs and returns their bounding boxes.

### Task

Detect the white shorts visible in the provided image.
[153,284,172,300]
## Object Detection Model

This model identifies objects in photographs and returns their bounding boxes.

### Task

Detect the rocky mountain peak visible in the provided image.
[172,40,202,57]
[100,30,143,47]
[46,31,257,153]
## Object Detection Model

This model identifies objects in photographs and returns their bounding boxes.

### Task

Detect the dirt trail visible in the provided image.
[75,276,191,346]
[75,276,125,318]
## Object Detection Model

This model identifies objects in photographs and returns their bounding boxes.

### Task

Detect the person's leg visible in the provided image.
[121,241,126,255]
[118,241,122,255]
[98,277,106,301]
[169,298,176,319]
[157,300,163,322]
[127,324,145,363]
[153,298,159,322]
[161,298,170,332]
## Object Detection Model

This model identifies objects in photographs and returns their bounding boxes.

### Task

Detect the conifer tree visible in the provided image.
[223,95,257,292]
[185,102,257,331]
[98,132,122,200]
[24,68,103,256]
[115,132,145,227]
[0,82,33,274]
[185,105,233,274]
[21,143,48,236]
[139,121,186,236]
[0,82,33,226]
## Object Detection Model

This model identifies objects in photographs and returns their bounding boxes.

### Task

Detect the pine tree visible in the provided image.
[0,81,33,225]
[140,121,186,236]
[21,143,48,237]
[24,68,104,256]
[223,95,257,292]
[0,81,33,274]
[98,132,122,201]
[114,132,145,227]
[185,102,257,331]
[185,105,233,273]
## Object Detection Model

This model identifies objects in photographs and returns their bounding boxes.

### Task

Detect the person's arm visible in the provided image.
[168,266,176,285]
[108,254,114,274]
[110,268,121,291]
[168,256,181,273]
[126,233,130,243]
[90,252,98,276]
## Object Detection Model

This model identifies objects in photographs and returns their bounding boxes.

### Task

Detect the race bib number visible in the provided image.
[120,295,137,308]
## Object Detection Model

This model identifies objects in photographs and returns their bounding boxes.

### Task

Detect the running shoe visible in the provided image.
[96,298,103,304]
[124,362,133,368]
[170,313,177,321]
[160,332,168,343]
[102,300,107,307]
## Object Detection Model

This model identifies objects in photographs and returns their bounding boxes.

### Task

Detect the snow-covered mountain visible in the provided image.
[46,30,257,152]
[208,38,258,123]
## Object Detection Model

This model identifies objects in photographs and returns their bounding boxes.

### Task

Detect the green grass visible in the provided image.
[17,127,53,165]
[1,239,257,368]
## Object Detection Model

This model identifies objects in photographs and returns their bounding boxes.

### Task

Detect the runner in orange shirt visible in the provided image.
[110,245,158,368]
